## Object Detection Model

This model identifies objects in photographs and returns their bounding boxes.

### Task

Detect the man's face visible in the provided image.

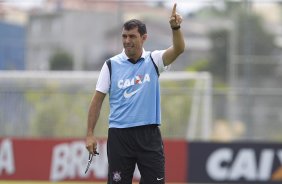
[122,27,147,59]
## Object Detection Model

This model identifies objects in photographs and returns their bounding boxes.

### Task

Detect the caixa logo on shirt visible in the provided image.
[206,148,282,182]
[117,74,150,89]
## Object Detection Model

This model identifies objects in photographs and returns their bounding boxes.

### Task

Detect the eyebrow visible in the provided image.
[122,33,137,37]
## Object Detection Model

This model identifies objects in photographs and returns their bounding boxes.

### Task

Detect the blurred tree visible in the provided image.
[196,1,277,85]
[25,82,193,138]
[26,91,89,137]
[186,59,209,72]
[49,50,74,70]
[208,29,229,83]
[196,1,279,139]
[160,81,192,138]
[225,0,243,16]
[236,11,277,82]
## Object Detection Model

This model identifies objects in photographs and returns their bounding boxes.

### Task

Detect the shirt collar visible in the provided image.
[121,48,146,61]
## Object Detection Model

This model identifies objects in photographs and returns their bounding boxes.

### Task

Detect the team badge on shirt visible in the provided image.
[112,171,122,182]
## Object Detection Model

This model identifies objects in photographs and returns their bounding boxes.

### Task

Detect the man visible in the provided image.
[86,3,185,184]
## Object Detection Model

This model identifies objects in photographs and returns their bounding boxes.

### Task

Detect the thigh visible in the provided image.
[138,152,165,184]
[136,126,165,184]
[107,128,136,184]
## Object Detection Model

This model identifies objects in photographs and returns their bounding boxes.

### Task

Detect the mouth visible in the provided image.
[124,44,134,49]
[125,47,134,53]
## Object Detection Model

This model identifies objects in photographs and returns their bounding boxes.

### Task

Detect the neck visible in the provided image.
[127,52,142,62]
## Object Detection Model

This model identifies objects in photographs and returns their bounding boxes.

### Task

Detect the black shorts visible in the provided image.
[107,124,165,184]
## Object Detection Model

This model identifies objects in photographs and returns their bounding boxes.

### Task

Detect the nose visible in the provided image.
[124,36,130,43]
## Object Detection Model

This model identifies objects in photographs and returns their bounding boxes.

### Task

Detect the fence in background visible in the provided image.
[1,70,282,142]
[0,71,212,140]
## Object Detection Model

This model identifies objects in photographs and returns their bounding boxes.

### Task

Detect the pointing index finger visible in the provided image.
[171,3,176,16]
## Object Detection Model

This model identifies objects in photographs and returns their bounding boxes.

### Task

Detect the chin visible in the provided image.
[126,50,135,56]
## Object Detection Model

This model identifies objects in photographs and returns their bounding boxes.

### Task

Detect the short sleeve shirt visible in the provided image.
[96,49,169,94]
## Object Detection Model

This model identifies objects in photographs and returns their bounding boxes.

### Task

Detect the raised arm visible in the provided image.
[162,3,185,66]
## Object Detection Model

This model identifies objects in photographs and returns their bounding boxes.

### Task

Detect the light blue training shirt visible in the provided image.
[107,50,162,128]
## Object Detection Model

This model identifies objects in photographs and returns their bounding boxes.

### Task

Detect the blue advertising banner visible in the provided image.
[188,142,282,183]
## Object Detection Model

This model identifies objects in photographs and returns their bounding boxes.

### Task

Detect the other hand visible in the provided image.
[85,135,97,154]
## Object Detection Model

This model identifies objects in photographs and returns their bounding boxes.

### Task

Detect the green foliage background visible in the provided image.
[50,50,74,71]
[25,81,198,138]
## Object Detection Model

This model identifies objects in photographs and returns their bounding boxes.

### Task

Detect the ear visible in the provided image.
[142,34,148,41]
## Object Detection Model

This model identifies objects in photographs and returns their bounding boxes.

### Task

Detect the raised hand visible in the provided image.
[169,3,182,29]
